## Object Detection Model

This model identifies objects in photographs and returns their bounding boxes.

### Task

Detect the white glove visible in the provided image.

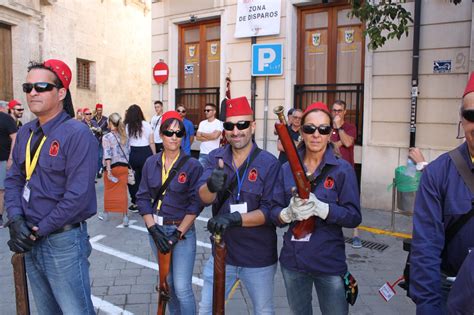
[280,196,315,223]
[293,193,330,221]
[279,206,296,223]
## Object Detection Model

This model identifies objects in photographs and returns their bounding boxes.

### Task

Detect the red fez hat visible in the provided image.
[226,96,253,118]
[8,99,21,110]
[83,107,91,114]
[43,59,72,90]
[162,110,182,124]
[76,108,83,113]
[464,72,474,97]
[96,103,103,109]
[303,102,330,116]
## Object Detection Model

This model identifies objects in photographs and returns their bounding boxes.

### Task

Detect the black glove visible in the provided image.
[207,167,227,193]
[148,224,170,254]
[166,229,185,249]
[6,216,35,253]
[207,212,242,234]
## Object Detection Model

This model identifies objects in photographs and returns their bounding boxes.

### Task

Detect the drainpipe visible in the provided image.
[251,36,257,117]
[409,0,421,147]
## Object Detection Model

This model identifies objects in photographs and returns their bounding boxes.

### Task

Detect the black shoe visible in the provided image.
[129,204,138,212]
[97,173,102,179]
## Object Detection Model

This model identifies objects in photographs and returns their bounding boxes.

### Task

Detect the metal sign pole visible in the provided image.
[263,76,269,150]
[159,84,163,103]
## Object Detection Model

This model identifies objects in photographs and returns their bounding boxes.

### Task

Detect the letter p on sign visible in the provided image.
[251,44,283,76]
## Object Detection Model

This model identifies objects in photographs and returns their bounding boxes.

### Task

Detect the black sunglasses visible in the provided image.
[204,109,214,113]
[462,109,474,123]
[177,110,186,113]
[162,129,185,138]
[84,113,92,115]
[223,121,251,131]
[301,124,332,135]
[22,82,58,93]
[15,108,24,112]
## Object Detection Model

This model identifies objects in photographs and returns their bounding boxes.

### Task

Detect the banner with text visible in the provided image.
[234,0,281,38]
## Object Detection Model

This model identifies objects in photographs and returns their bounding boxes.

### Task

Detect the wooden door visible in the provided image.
[0,24,13,101]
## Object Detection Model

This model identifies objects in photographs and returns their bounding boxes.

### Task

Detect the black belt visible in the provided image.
[51,222,84,235]
[163,219,182,225]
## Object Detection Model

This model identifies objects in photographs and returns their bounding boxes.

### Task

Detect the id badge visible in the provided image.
[23,183,31,202]
[153,214,163,226]
[291,233,311,242]
[230,202,248,214]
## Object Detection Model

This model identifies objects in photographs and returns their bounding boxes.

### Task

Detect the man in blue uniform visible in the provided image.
[198,96,280,314]
[447,251,474,314]
[5,59,98,315]
[410,73,474,314]
[177,104,195,155]
[92,103,108,178]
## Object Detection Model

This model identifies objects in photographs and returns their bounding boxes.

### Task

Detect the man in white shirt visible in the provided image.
[150,100,163,152]
[196,103,223,167]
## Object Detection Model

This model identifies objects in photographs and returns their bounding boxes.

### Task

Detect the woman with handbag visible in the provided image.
[136,111,204,314]
[100,112,130,226]
[271,102,362,315]
[124,104,156,212]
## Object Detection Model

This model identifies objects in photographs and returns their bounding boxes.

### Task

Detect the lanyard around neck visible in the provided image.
[157,152,180,210]
[25,132,47,181]
[232,155,250,203]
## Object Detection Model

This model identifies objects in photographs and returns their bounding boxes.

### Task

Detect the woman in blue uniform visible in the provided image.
[136,110,203,314]
[271,102,361,315]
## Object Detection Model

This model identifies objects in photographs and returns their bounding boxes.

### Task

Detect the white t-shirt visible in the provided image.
[126,121,153,147]
[150,114,162,144]
[197,119,223,154]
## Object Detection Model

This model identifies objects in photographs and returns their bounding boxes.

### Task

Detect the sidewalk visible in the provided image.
[0,180,415,314]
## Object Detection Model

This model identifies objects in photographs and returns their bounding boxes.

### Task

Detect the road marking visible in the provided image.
[358,225,412,239]
[118,222,213,249]
[92,295,134,315]
[90,235,204,286]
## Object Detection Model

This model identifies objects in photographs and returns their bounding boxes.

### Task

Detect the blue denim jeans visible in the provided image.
[281,266,348,315]
[24,222,95,315]
[198,153,209,168]
[199,256,276,315]
[97,142,103,175]
[149,224,197,314]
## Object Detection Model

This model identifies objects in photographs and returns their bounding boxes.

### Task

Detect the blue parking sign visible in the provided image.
[251,44,283,76]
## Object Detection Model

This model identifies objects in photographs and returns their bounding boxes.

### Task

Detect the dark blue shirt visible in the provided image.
[447,251,474,314]
[5,111,98,236]
[136,151,203,220]
[271,145,361,275]
[197,143,280,268]
[410,142,474,314]
[182,118,195,155]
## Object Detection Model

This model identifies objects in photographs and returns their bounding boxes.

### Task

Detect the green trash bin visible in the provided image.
[394,166,421,212]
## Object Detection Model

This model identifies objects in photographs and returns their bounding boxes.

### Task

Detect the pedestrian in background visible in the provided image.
[8,99,24,128]
[75,107,83,121]
[271,102,361,315]
[100,112,130,226]
[409,73,474,314]
[125,104,155,212]
[93,103,109,178]
[196,103,222,167]
[5,59,97,314]
[137,110,203,314]
[329,100,360,248]
[198,96,280,314]
[151,100,164,152]
[177,104,195,155]
[277,108,302,164]
[0,100,17,228]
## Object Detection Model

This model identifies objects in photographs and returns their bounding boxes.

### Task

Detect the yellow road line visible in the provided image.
[358,225,412,239]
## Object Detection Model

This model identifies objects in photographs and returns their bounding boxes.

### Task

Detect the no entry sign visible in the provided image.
[153,61,169,84]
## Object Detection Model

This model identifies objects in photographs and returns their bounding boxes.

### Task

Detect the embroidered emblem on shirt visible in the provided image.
[248,168,258,182]
[178,172,187,184]
[324,176,334,189]
[49,140,60,157]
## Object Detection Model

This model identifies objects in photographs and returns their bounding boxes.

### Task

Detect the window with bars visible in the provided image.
[77,59,93,90]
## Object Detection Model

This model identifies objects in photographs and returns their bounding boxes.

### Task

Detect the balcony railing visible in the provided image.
[294,83,364,145]
[175,87,220,126]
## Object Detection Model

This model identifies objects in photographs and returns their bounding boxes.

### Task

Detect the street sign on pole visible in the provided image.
[251,44,283,76]
[153,61,169,84]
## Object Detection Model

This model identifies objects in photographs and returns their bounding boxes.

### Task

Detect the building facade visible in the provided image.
[0,0,152,121]
[152,0,470,210]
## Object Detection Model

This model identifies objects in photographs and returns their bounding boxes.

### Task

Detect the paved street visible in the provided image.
[0,180,416,314]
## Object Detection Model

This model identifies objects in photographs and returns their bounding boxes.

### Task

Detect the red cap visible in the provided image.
[83,107,91,114]
[96,103,103,109]
[226,96,253,118]
[43,59,72,90]
[76,108,83,113]
[162,111,182,124]
[8,99,21,110]
[303,102,330,116]
[464,72,474,97]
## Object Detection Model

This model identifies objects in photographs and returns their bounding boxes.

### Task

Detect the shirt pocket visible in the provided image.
[38,155,67,172]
